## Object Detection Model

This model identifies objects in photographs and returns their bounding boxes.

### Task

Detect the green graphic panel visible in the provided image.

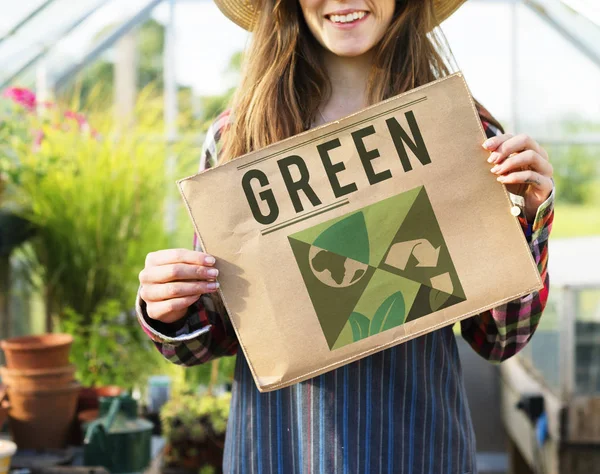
[379,187,466,301]
[313,212,370,265]
[331,270,420,350]
[288,185,467,351]
[288,237,376,348]
[361,186,422,266]
[353,269,420,322]
[405,284,466,323]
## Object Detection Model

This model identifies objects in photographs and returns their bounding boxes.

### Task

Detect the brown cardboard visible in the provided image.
[178,73,543,392]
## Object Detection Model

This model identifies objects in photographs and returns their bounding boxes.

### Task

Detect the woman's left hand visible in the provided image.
[483,133,553,222]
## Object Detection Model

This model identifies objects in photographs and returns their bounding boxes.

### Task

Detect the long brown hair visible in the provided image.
[221,0,502,163]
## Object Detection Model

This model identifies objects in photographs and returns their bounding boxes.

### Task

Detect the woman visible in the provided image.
[137,1,554,472]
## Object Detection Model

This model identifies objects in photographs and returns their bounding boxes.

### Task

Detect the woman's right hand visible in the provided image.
[139,249,220,324]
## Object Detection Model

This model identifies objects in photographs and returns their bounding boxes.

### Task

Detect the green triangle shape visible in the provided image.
[288,237,375,349]
[330,269,421,350]
[313,212,370,264]
[361,186,422,266]
[404,283,466,323]
[289,186,422,267]
[290,212,354,247]
[378,187,466,300]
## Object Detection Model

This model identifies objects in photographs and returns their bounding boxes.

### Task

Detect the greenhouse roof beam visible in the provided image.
[52,0,165,91]
[0,0,111,90]
[524,0,600,69]
[0,0,57,46]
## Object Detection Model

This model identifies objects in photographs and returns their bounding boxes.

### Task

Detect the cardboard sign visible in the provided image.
[178,73,543,392]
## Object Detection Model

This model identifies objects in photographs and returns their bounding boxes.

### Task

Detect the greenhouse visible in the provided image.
[0,0,598,472]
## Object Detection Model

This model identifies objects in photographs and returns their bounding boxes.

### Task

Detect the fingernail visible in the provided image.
[207,282,220,290]
[205,256,216,265]
[483,139,494,150]
[490,165,500,173]
[207,268,219,277]
[487,155,494,163]
[497,176,505,182]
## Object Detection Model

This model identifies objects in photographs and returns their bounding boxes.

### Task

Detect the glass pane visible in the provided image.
[41,0,155,86]
[443,1,600,139]
[575,288,600,395]
[519,288,563,394]
[514,4,600,140]
[0,0,106,87]
[0,0,47,39]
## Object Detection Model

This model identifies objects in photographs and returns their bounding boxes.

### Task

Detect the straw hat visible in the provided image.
[214,0,468,31]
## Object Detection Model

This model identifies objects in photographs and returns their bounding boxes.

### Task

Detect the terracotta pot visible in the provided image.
[0,365,76,390]
[0,334,73,370]
[7,381,80,449]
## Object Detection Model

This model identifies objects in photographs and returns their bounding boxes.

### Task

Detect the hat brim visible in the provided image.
[214,0,468,32]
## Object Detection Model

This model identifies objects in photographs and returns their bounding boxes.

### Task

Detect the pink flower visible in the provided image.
[64,110,88,128]
[2,87,37,111]
[33,130,45,148]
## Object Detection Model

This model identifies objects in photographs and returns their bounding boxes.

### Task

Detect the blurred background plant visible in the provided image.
[0,82,236,400]
[160,392,231,473]
[1,87,182,329]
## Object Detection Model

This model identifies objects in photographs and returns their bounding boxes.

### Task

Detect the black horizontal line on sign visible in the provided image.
[261,200,351,236]
[237,96,428,171]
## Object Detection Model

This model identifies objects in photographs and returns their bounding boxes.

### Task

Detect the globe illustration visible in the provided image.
[308,246,368,288]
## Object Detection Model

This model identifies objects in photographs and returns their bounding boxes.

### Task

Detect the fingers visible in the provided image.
[490,150,553,178]
[483,133,547,164]
[140,280,219,303]
[139,263,218,285]
[145,249,216,268]
[496,169,553,190]
[146,295,202,323]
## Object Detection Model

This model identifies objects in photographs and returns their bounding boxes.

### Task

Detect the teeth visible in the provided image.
[330,11,366,23]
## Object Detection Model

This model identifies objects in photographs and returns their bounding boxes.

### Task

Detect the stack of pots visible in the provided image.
[0,334,80,449]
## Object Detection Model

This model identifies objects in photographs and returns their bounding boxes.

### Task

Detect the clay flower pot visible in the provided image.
[0,365,76,391]
[7,381,81,449]
[0,333,73,370]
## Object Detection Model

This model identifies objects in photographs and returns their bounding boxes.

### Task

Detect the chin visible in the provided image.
[328,42,374,58]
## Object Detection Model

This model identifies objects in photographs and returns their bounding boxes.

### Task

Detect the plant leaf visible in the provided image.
[348,312,370,342]
[369,292,405,336]
[429,288,451,312]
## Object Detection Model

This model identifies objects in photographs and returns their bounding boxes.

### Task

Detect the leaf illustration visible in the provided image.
[348,312,370,342]
[429,288,451,312]
[369,292,405,336]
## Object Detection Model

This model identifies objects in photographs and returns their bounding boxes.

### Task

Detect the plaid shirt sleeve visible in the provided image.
[135,110,239,366]
[460,119,555,362]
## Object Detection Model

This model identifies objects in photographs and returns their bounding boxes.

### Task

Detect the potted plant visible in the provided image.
[160,391,231,474]
[0,86,198,332]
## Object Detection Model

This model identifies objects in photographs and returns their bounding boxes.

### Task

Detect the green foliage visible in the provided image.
[160,392,231,468]
[182,357,236,393]
[70,19,166,105]
[59,300,160,389]
[1,89,198,326]
[546,144,599,205]
[552,204,600,238]
[161,392,231,441]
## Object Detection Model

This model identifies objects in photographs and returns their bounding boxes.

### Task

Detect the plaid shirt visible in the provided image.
[136,109,554,474]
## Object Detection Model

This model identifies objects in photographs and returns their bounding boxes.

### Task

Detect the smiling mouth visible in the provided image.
[326,11,369,25]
